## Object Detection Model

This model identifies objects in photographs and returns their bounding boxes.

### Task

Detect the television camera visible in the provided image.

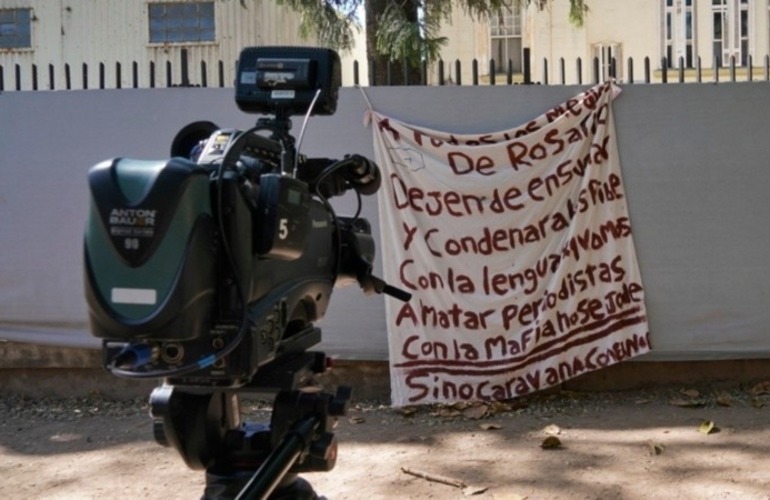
[84,46,409,499]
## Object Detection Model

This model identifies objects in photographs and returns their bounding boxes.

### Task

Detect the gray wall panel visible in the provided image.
[2,83,770,360]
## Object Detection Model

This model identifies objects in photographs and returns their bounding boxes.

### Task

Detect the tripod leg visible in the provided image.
[203,472,317,500]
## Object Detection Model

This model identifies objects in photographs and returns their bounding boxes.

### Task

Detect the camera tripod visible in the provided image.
[150,350,350,500]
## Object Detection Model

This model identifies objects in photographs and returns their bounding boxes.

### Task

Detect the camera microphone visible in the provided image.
[343,154,381,195]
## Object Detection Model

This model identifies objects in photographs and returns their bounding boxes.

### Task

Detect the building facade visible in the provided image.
[438,0,770,84]
[0,0,361,90]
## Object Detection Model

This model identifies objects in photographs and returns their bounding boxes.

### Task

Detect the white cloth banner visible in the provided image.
[370,82,651,406]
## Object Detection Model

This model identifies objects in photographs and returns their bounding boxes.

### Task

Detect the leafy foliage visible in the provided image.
[568,0,588,27]
[273,0,362,52]
[241,0,589,65]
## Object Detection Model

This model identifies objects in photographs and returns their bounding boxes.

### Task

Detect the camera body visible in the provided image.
[84,47,378,389]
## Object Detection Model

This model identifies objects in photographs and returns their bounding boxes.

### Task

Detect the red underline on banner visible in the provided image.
[395,306,642,369]
[393,310,648,377]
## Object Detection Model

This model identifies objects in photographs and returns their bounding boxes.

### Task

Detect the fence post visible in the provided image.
[765,55,769,81]
[523,47,531,84]
[506,58,513,85]
[438,59,445,85]
[218,60,225,87]
[729,56,736,82]
[82,63,88,89]
[576,57,582,85]
[472,59,478,85]
[353,60,359,86]
[65,63,71,90]
[575,57,583,85]
[150,61,156,88]
[116,62,122,89]
[660,57,667,83]
[166,61,173,87]
[543,58,549,85]
[644,57,650,83]
[99,62,105,89]
[48,64,55,90]
[748,55,753,82]
[133,61,139,88]
[696,56,702,82]
[592,57,599,84]
[368,59,376,86]
[0,65,4,91]
[560,57,565,85]
[200,61,207,87]
[489,59,495,85]
[15,63,21,90]
[627,57,633,84]
[454,59,461,86]
[181,48,190,86]
[421,59,427,85]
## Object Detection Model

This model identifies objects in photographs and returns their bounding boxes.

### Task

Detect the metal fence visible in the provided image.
[3,48,770,91]
[0,49,228,91]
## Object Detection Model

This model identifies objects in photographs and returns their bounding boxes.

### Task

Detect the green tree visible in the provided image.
[264,0,588,85]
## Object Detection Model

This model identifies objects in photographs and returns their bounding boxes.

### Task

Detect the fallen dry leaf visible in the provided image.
[462,485,489,496]
[540,436,562,449]
[750,381,770,396]
[463,405,488,420]
[451,401,471,411]
[699,420,718,435]
[433,408,463,418]
[680,388,700,398]
[646,440,665,456]
[542,424,561,436]
[669,398,706,408]
[488,401,513,414]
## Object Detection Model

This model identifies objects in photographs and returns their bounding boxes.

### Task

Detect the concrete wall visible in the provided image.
[2,82,770,364]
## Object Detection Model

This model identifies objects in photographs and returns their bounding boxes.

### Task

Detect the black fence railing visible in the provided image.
[2,48,770,91]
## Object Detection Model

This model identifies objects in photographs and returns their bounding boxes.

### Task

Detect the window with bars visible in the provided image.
[592,43,622,81]
[0,8,32,49]
[149,2,215,44]
[662,0,696,68]
[489,2,523,73]
[712,0,750,66]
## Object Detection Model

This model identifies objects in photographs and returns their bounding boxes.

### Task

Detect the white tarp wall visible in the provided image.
[2,83,770,361]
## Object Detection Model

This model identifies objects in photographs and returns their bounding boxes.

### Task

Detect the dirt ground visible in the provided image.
[1,383,769,500]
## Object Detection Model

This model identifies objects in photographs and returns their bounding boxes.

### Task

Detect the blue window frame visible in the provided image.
[0,8,32,49]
